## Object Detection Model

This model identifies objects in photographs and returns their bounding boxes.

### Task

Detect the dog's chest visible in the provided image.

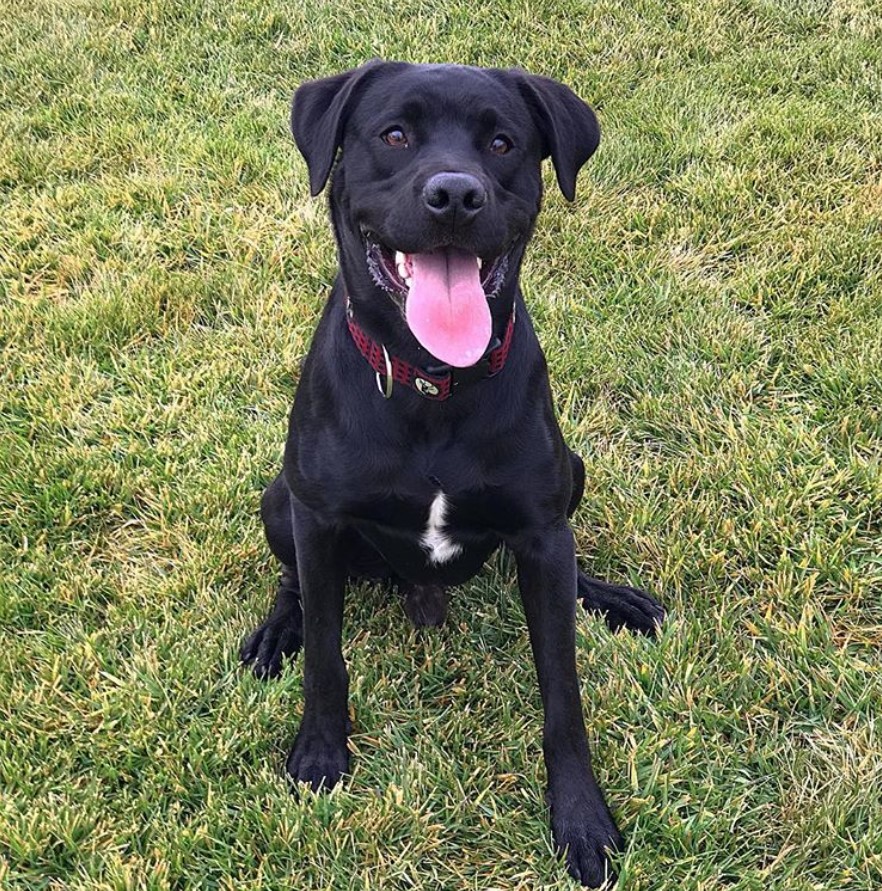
[296,426,535,584]
[344,482,518,586]
[348,485,485,551]
[419,490,461,565]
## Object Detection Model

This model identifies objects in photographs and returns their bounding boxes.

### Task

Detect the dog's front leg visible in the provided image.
[512,523,622,888]
[285,498,350,791]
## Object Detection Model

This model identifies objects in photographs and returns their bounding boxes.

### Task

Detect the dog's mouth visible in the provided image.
[363,233,510,301]
[362,231,512,368]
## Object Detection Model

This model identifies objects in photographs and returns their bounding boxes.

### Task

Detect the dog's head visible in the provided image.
[291,61,599,367]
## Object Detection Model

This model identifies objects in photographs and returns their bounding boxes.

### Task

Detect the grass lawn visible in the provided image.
[1,0,881,888]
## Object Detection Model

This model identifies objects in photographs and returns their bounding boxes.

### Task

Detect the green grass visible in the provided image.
[1,0,881,888]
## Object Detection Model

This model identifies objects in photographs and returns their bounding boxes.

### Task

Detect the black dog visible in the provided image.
[241,61,664,887]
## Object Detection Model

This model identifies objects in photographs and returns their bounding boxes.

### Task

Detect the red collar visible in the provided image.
[345,300,516,400]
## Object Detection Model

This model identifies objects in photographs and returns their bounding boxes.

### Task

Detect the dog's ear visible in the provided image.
[515,73,600,202]
[291,60,382,196]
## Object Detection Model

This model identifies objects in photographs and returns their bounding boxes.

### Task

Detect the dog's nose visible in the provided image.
[422,172,487,221]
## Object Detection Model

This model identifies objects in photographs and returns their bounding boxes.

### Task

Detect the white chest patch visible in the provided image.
[421,492,462,565]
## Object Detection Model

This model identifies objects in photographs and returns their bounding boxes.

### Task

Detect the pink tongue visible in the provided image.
[405,248,491,367]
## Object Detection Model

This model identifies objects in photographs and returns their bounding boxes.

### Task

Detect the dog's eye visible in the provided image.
[489,135,513,155]
[381,128,409,148]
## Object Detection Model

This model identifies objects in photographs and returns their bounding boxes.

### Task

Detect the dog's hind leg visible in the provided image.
[240,473,304,679]
[567,448,585,519]
[567,450,665,636]
[577,573,665,636]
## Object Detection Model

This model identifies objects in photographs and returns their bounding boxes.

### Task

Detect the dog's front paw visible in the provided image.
[286,724,350,792]
[549,787,622,888]
[239,607,303,680]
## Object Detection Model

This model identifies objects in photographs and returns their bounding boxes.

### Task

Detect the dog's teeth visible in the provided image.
[395,251,406,267]
[403,275,412,288]
[397,263,408,280]
[477,257,483,270]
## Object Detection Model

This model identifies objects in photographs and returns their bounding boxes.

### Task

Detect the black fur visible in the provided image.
[241,61,664,887]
